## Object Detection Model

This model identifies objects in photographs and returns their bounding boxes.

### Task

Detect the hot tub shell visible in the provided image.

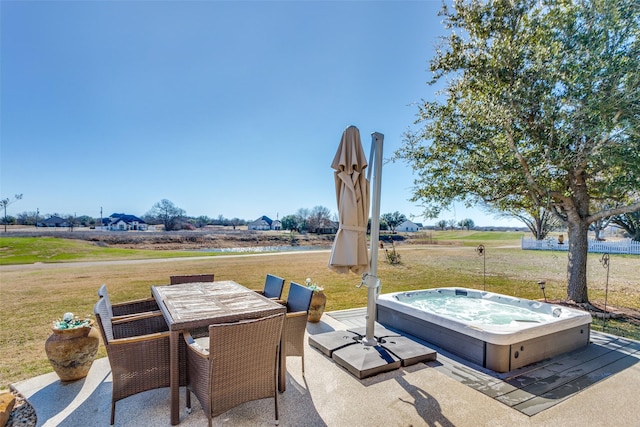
[376,288,592,372]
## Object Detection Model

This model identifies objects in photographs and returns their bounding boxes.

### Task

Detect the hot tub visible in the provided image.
[376,288,592,372]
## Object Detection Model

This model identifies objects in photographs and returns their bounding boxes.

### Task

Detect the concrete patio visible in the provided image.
[12,308,640,427]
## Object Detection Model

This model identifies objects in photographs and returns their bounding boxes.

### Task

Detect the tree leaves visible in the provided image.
[395,0,639,221]
[393,0,640,302]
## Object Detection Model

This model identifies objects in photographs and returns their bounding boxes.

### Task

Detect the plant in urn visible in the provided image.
[45,312,100,381]
[305,278,326,323]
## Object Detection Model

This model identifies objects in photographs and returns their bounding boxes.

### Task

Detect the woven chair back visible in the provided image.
[206,313,284,418]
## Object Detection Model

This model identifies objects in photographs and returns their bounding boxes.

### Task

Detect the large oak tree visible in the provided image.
[395,0,640,303]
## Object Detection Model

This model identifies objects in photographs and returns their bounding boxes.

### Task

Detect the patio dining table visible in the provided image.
[152,280,287,425]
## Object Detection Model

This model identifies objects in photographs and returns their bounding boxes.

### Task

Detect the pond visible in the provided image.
[193,245,332,253]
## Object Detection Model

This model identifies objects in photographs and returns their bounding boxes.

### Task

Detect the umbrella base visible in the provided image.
[333,343,401,379]
[308,326,437,379]
[308,330,360,357]
[347,324,398,339]
[346,326,437,366]
[375,335,437,367]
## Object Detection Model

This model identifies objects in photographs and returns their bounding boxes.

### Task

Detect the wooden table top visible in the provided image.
[152,280,286,330]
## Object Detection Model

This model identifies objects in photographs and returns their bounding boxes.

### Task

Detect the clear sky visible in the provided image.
[1,0,521,228]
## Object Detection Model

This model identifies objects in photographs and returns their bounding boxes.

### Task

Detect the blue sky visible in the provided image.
[1,0,520,227]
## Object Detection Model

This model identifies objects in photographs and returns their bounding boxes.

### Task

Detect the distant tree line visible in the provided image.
[434,218,475,231]
[7,195,637,241]
[2,197,416,236]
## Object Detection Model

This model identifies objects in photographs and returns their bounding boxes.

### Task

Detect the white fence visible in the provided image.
[521,237,640,255]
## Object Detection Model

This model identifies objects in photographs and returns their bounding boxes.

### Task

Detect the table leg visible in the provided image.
[278,336,286,393]
[170,330,180,425]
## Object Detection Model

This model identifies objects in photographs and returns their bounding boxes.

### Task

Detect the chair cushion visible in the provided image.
[193,337,209,352]
[263,274,285,299]
[287,282,313,313]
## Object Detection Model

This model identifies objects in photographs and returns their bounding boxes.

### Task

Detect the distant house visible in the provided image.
[247,216,284,231]
[248,216,273,231]
[309,220,338,234]
[39,216,68,227]
[107,213,147,231]
[397,220,421,232]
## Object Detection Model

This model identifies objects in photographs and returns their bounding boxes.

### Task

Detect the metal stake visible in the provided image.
[538,280,547,302]
[600,253,610,330]
[476,244,486,291]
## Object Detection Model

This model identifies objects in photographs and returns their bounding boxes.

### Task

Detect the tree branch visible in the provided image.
[587,201,640,224]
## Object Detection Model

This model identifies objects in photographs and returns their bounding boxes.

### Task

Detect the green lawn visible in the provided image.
[0,237,218,265]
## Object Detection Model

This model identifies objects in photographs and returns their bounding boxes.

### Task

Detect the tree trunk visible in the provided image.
[593,227,600,241]
[566,219,589,303]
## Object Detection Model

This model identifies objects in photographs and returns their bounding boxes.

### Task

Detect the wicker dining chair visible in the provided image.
[94,297,172,425]
[254,274,286,300]
[169,274,215,285]
[280,282,314,386]
[184,313,285,427]
[97,284,159,318]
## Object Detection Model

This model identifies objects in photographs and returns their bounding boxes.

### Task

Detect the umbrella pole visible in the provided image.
[362,131,384,346]
[311,128,435,379]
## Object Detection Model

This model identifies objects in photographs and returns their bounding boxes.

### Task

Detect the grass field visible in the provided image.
[0,236,222,265]
[0,232,638,389]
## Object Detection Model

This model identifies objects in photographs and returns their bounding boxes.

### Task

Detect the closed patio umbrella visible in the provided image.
[328,126,370,274]
[313,128,433,378]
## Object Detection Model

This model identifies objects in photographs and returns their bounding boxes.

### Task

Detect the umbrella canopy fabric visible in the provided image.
[329,126,370,274]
